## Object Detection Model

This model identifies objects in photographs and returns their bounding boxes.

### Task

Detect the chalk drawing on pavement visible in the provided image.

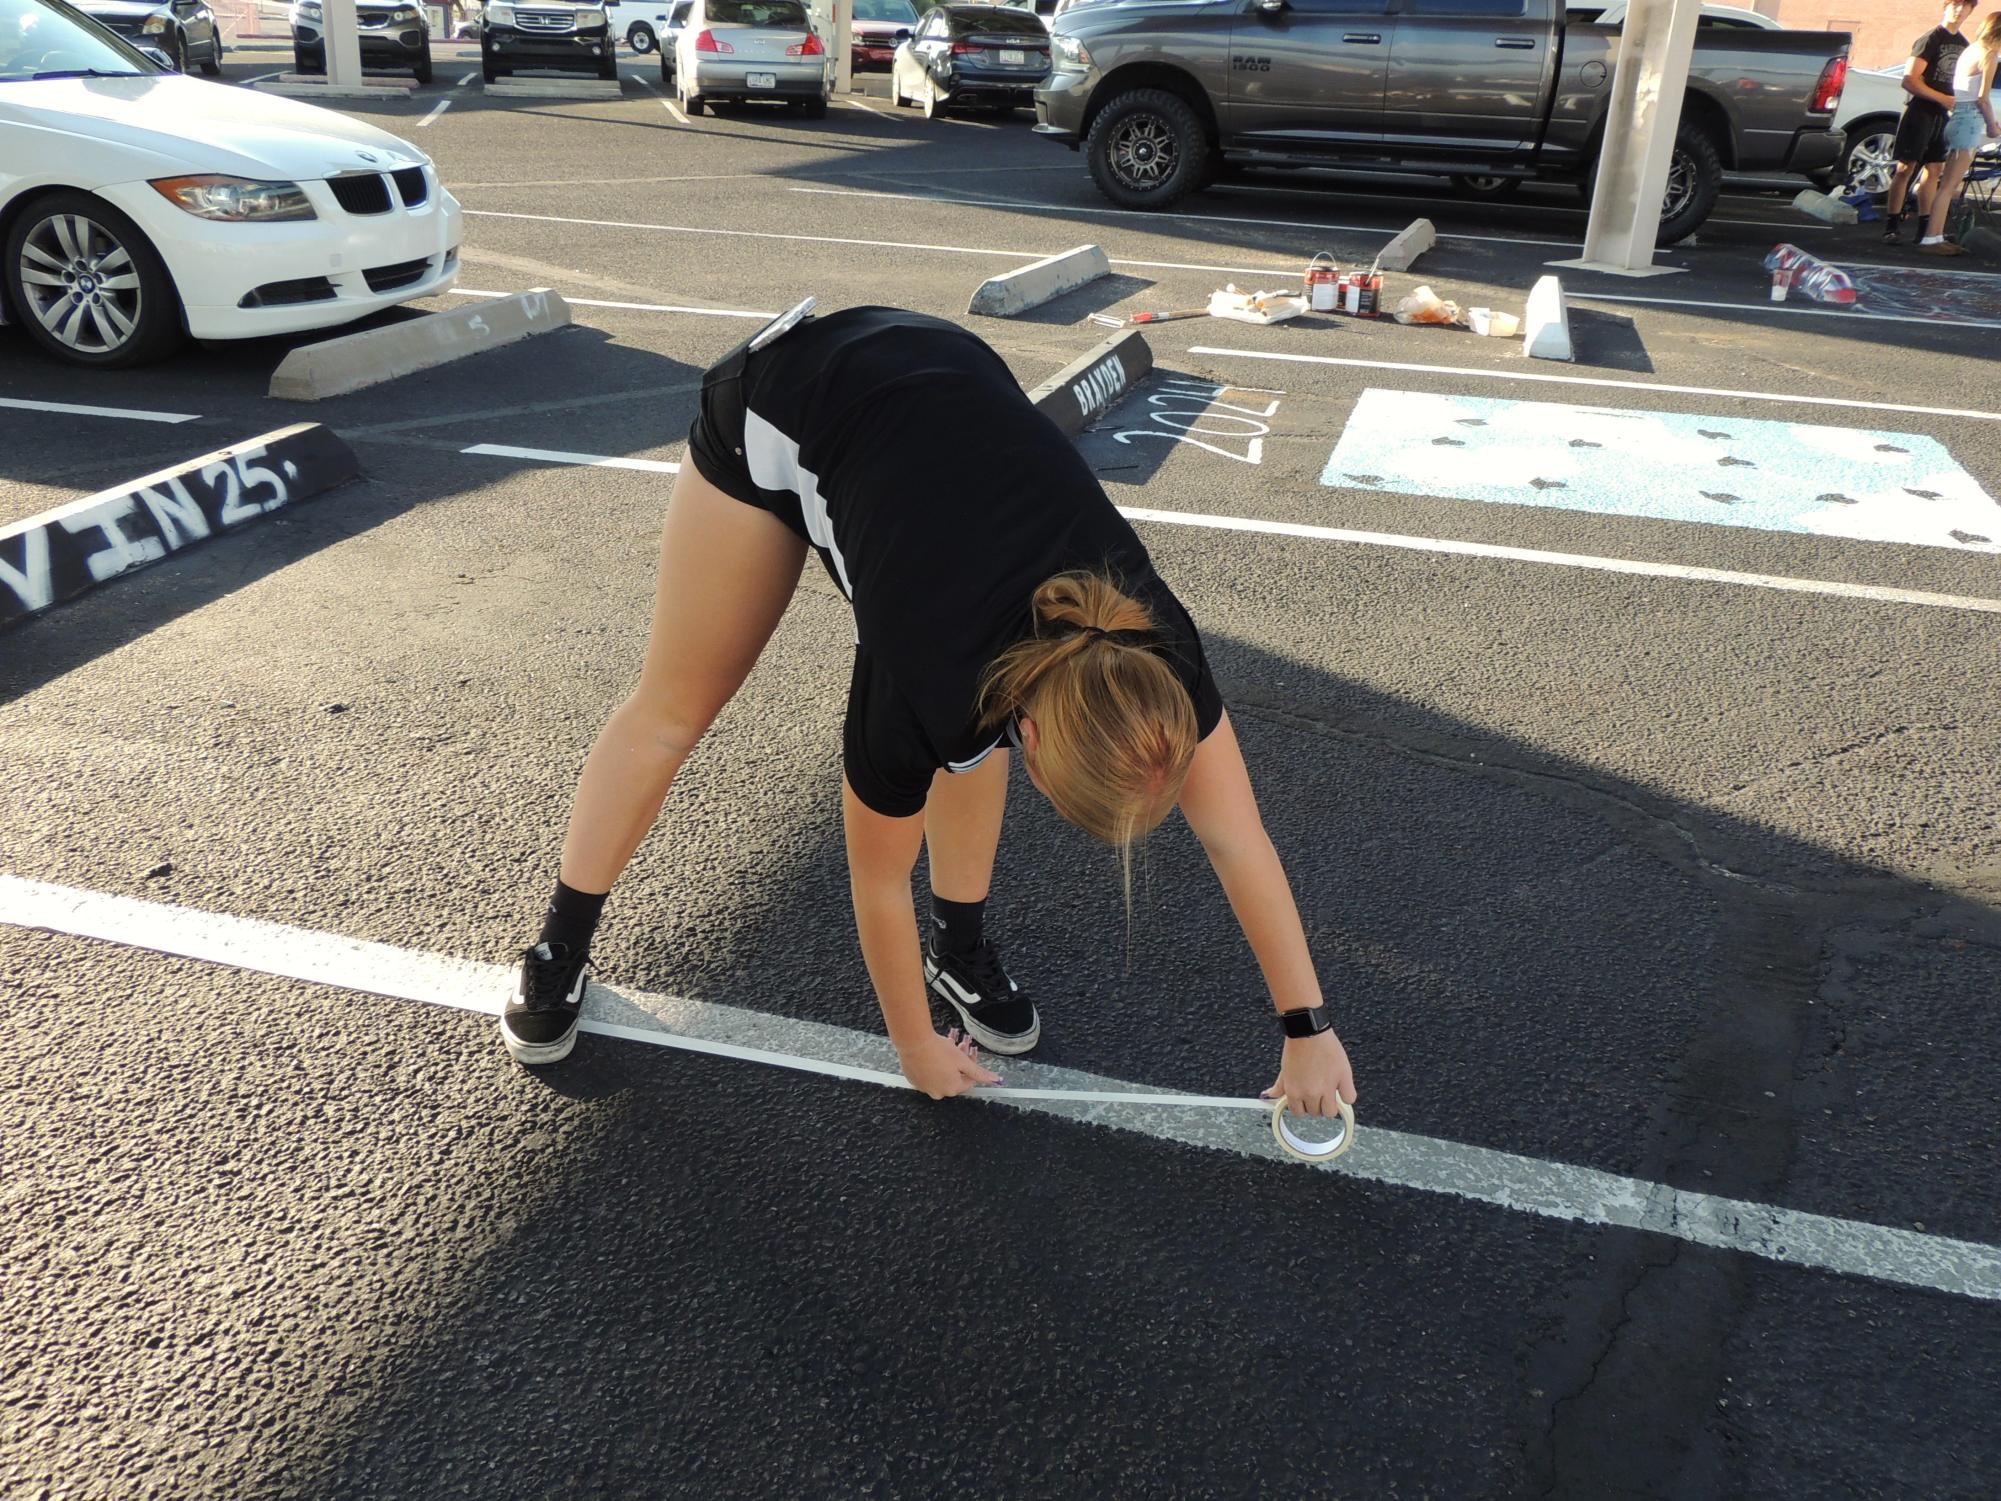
[1320,389,1999,553]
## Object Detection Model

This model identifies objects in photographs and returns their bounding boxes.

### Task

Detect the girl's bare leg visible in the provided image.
[558,464,808,892]
[922,749,1009,905]
[1922,151,1974,240]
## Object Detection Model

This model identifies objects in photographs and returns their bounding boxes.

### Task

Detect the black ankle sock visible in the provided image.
[930,894,986,956]
[538,878,609,954]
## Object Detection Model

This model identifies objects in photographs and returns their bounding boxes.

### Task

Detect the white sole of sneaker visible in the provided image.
[498,1015,578,1065]
[924,956,1041,1055]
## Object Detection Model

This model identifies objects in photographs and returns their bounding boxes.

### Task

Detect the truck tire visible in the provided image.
[1837,118,1900,197]
[628,22,657,53]
[1084,87,1212,212]
[1655,120,1722,245]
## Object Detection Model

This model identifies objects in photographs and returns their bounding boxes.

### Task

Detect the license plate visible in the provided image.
[1001,48,1026,65]
[748,70,777,88]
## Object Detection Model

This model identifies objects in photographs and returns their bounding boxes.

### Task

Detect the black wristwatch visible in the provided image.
[1277,1005,1333,1040]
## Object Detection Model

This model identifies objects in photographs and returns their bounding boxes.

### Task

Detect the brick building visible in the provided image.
[1748,0,1968,72]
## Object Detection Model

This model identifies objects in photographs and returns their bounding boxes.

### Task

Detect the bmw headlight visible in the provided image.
[149,176,318,223]
[1051,33,1091,67]
[485,1,514,21]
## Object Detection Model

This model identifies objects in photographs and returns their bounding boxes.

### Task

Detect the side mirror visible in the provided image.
[894,26,910,39]
[135,42,176,68]
[1257,0,1286,11]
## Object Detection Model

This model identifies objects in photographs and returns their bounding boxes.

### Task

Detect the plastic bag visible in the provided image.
[1393,284,1461,326]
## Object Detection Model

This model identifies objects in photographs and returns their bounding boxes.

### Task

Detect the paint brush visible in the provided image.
[1088,308,1212,329]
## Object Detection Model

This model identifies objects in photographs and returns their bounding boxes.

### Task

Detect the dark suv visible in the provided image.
[480,1,619,79]
[290,0,432,83]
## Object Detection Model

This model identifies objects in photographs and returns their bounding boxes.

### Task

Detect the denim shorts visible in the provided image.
[1944,102,1987,154]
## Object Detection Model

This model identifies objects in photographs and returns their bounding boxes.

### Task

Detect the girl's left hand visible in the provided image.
[1261,1026,1358,1117]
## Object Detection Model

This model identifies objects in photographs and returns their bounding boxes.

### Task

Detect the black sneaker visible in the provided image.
[922,932,1040,1055]
[1882,212,1909,244]
[502,941,591,1064]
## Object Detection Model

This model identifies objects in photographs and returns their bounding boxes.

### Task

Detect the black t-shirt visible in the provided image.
[705,307,1224,818]
[1911,25,1969,115]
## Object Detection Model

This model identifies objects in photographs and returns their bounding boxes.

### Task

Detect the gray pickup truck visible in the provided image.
[1033,0,1850,243]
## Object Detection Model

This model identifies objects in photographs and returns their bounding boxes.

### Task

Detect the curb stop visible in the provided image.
[270,290,571,400]
[1026,330,1152,439]
[970,245,1111,318]
[0,425,359,629]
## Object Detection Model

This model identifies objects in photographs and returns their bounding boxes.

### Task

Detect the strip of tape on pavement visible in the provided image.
[0,424,359,628]
[5,873,1997,1303]
[269,290,571,401]
[1027,329,1152,439]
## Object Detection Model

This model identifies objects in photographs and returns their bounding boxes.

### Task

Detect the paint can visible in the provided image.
[1306,252,1340,312]
[1345,270,1382,318]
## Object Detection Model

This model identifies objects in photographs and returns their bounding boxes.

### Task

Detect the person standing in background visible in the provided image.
[1914,10,2001,255]
[1882,0,1977,244]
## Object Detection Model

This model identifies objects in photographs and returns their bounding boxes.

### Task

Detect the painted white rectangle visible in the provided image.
[1320,389,1999,554]
[462,443,681,473]
[0,396,199,424]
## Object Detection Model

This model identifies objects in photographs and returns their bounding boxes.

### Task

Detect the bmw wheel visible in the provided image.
[4,193,183,368]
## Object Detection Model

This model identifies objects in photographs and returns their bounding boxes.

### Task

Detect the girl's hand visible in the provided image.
[897,1028,1002,1100]
[1262,1026,1358,1118]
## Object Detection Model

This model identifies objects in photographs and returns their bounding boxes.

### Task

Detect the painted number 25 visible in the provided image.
[1113,379,1282,465]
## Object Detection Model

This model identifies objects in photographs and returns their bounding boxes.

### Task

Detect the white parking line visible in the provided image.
[1574,290,2001,332]
[450,287,774,318]
[842,96,880,114]
[462,442,681,472]
[1183,346,2001,424]
[416,98,452,127]
[0,396,199,424]
[460,208,1299,278]
[789,184,1582,250]
[241,69,282,84]
[7,875,1996,1302]
[1117,506,2001,616]
[456,70,477,86]
[665,98,689,124]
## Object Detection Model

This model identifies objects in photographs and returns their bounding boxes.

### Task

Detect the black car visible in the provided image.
[72,0,221,74]
[480,2,618,82]
[890,3,1047,118]
[291,0,434,83]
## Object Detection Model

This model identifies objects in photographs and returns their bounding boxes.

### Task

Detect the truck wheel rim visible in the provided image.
[19,213,142,355]
[1109,113,1176,190]
[1662,150,1696,221]
[1847,133,1896,196]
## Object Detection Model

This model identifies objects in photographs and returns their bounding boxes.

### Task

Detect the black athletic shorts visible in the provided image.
[685,315,812,538]
[1893,105,1948,167]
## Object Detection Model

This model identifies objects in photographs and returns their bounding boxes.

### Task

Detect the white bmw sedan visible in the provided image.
[1,0,461,367]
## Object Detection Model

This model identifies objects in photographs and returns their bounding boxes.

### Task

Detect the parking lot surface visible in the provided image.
[5,46,2000,1500]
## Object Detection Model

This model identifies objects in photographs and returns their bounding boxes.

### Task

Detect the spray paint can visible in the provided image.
[1306,252,1340,312]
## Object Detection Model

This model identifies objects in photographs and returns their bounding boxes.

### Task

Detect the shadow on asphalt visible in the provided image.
[211,604,2001,1496]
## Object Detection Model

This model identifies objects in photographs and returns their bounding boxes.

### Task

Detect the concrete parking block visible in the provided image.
[1792,189,1859,225]
[968,244,1111,318]
[1025,330,1152,438]
[0,424,359,628]
[255,73,416,98]
[1523,274,1573,362]
[1376,218,1436,273]
[268,290,573,401]
[484,77,625,99]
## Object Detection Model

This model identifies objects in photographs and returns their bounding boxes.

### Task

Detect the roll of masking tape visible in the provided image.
[1269,1095,1356,1163]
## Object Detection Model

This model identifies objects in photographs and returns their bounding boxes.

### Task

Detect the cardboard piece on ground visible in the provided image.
[1523,275,1573,361]
[269,290,572,401]
[968,245,1111,317]
[1024,330,1152,438]
[0,424,360,628]
[1377,218,1437,273]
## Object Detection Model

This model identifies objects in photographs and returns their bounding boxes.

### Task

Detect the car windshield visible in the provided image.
[854,0,916,20]
[0,0,153,80]
[703,0,807,25]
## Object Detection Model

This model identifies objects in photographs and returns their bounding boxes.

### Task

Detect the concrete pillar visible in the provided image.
[834,0,852,92]
[322,0,364,85]
[1548,0,1702,277]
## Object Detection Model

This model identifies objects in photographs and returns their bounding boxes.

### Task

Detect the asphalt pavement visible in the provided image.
[4,46,2000,1500]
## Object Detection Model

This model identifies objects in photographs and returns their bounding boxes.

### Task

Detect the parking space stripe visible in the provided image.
[460,208,1299,278]
[1117,506,2001,615]
[6,873,1997,1303]
[450,287,773,317]
[416,98,451,126]
[789,184,1582,250]
[0,396,199,424]
[1183,346,2001,423]
[461,442,681,472]
[456,70,476,86]
[1574,290,2001,332]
